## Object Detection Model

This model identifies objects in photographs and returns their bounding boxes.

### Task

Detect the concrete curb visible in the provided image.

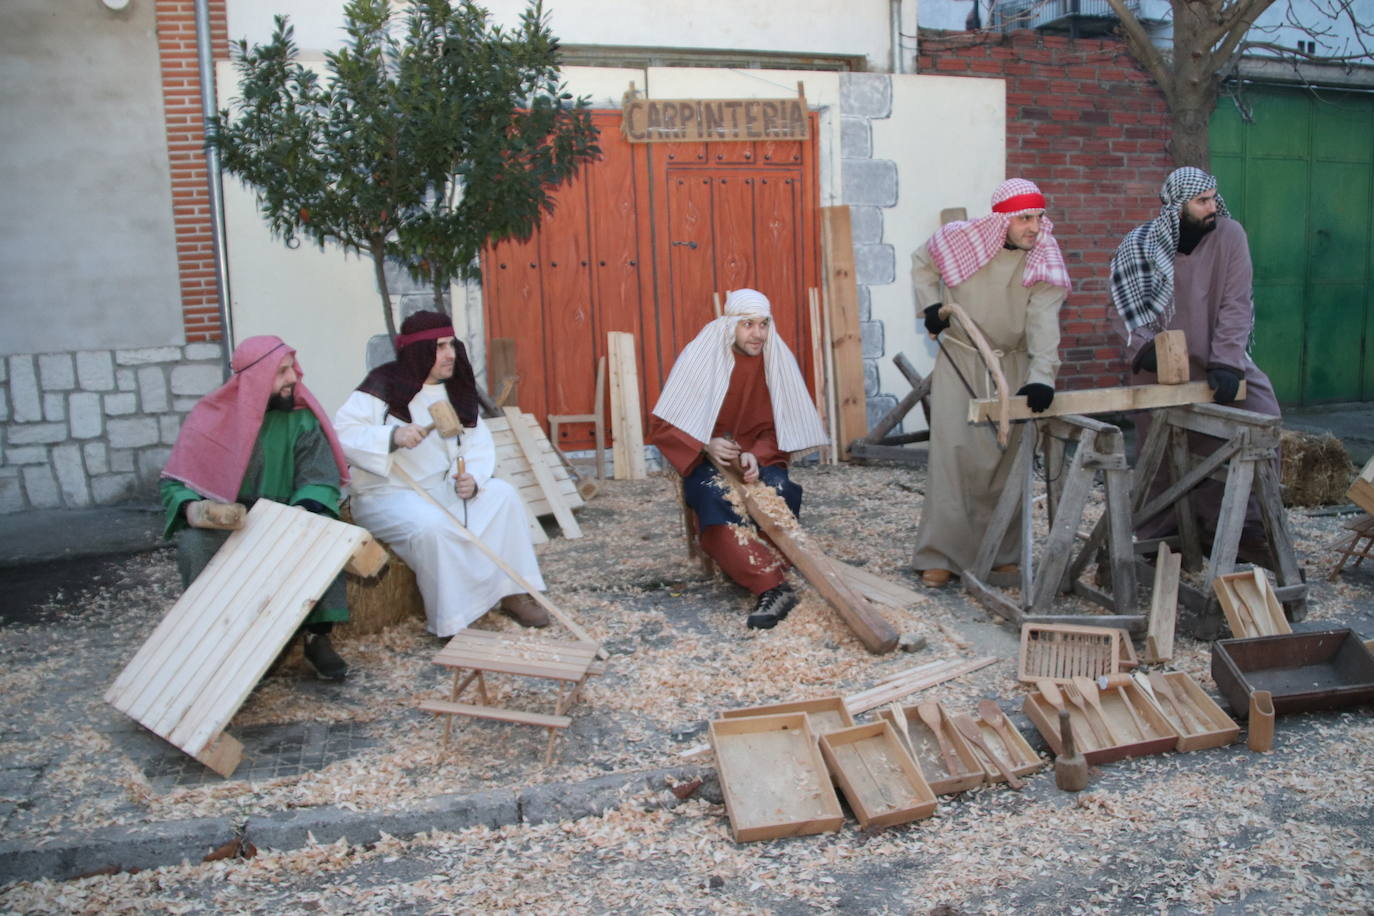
[0,765,717,886]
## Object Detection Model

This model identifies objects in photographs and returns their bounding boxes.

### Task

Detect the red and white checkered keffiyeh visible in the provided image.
[926,178,1072,291]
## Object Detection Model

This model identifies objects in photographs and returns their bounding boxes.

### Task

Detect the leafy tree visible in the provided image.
[1101,0,1373,165]
[211,0,600,338]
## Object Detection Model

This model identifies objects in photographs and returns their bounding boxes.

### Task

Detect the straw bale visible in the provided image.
[1278,430,1354,506]
[341,503,425,634]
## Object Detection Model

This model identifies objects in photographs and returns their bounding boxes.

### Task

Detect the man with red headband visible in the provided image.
[161,335,354,680]
[909,178,1071,588]
[333,311,548,638]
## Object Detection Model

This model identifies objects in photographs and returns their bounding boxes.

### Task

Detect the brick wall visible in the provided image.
[918,30,1175,389]
[155,0,230,343]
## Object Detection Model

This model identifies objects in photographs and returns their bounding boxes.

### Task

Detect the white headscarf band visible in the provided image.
[651,289,829,453]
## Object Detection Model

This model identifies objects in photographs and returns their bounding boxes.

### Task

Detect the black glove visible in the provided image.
[1131,339,1158,375]
[1017,383,1055,413]
[1207,366,1242,405]
[923,304,950,336]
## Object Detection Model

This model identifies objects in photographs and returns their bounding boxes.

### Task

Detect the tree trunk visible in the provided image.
[1169,99,1215,168]
[369,236,398,341]
[431,262,448,315]
[1168,0,1221,168]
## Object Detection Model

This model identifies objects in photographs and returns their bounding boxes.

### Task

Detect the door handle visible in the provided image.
[671,240,698,249]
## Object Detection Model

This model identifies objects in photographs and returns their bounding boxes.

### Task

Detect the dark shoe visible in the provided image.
[747,584,798,630]
[501,594,550,628]
[303,632,348,681]
[921,568,953,588]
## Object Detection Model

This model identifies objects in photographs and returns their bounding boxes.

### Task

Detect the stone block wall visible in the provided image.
[838,73,901,426]
[0,344,225,513]
[917,30,1175,389]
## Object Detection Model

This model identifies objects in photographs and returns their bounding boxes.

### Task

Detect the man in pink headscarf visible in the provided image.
[909,178,1071,588]
[161,336,354,680]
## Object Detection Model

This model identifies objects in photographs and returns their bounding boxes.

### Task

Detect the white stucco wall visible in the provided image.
[227,0,914,71]
[870,74,1005,423]
[0,0,184,355]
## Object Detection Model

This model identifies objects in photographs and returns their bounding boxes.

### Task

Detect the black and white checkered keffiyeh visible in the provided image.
[1109,167,1230,333]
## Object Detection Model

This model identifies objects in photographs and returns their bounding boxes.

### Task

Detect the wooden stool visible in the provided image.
[1328,514,1374,580]
[420,629,606,766]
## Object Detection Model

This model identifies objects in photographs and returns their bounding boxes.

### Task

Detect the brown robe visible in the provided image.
[651,353,790,594]
[910,243,1066,574]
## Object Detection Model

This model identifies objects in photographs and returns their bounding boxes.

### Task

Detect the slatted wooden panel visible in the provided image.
[104,501,375,776]
[487,413,584,518]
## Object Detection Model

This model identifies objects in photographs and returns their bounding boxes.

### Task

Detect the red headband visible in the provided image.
[394,325,456,349]
[992,192,1046,214]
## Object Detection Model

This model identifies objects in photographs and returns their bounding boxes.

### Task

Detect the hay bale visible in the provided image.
[1279,430,1355,506]
[341,503,426,634]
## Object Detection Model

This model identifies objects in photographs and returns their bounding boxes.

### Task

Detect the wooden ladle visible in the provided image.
[952,713,1024,789]
[918,701,962,777]
[978,699,1021,764]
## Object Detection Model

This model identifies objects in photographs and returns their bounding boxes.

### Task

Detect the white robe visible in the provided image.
[334,386,545,637]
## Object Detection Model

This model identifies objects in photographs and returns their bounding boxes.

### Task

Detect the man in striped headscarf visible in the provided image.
[910,178,1071,588]
[650,289,829,630]
[1110,167,1281,546]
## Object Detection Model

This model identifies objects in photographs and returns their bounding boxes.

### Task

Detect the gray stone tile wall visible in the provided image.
[839,73,902,428]
[0,343,226,513]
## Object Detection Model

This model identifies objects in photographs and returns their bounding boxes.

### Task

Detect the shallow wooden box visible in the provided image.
[1214,570,1290,638]
[1018,624,1122,684]
[709,712,845,843]
[877,702,985,795]
[819,722,938,829]
[720,695,854,736]
[1023,681,1176,765]
[1151,672,1239,752]
[1211,628,1374,717]
[956,705,1045,782]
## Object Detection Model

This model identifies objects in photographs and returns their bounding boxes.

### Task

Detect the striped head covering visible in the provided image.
[651,289,828,453]
[1110,167,1230,333]
[925,178,1072,291]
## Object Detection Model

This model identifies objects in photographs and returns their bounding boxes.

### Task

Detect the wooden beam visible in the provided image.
[488,338,518,408]
[1349,453,1374,515]
[708,456,899,654]
[820,207,867,458]
[1154,330,1189,385]
[1143,542,1181,663]
[968,380,1247,423]
[607,331,647,480]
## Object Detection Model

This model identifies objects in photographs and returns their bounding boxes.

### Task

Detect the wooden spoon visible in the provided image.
[1148,671,1198,734]
[978,698,1021,765]
[1061,681,1109,748]
[952,713,1023,789]
[1073,676,1123,745]
[1036,679,1092,751]
[917,701,962,777]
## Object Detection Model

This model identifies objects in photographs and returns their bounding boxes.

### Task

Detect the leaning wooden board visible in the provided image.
[487,412,585,518]
[1347,452,1374,515]
[104,501,383,777]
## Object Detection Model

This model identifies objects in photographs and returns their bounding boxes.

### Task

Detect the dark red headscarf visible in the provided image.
[355,311,479,427]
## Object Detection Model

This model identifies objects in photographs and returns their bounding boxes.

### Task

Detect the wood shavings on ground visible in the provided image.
[0,462,1370,912]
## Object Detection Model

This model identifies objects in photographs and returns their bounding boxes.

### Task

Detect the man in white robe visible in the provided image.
[334,311,548,637]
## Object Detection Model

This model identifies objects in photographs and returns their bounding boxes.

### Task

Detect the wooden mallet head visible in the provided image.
[426,401,461,439]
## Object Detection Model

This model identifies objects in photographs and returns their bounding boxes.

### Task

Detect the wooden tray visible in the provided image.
[1018,624,1121,684]
[955,704,1045,782]
[1211,628,1374,717]
[877,702,984,795]
[1023,680,1176,765]
[820,722,938,829]
[1144,672,1238,752]
[709,713,845,843]
[1214,569,1291,638]
[721,695,854,735]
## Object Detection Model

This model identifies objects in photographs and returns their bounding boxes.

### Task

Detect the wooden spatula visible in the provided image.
[978,699,1020,762]
[1073,676,1122,745]
[917,701,962,777]
[952,713,1024,789]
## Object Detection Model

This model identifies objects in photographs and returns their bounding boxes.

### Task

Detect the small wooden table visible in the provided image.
[420,629,605,766]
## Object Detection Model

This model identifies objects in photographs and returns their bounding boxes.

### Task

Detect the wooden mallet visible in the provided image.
[424,401,461,438]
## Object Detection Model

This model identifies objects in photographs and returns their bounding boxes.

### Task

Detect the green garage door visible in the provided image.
[1211,85,1374,404]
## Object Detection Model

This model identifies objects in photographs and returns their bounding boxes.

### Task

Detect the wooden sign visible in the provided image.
[622,88,808,143]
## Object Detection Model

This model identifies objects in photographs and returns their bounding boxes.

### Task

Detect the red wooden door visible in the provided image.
[482,111,820,449]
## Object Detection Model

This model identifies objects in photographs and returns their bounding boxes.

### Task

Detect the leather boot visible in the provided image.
[501,594,550,628]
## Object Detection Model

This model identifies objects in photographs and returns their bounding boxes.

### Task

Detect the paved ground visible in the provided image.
[0,405,1371,913]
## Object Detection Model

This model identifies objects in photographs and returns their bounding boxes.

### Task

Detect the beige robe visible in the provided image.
[910,243,1066,574]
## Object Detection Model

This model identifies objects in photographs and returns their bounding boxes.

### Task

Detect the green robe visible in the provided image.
[160,409,347,623]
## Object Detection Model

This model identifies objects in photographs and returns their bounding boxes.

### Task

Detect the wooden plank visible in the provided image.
[194,733,244,780]
[708,456,899,654]
[817,287,840,464]
[844,656,998,714]
[1348,453,1374,515]
[344,534,388,578]
[819,207,866,458]
[845,442,929,465]
[504,407,581,539]
[488,338,519,407]
[607,331,647,480]
[808,288,834,465]
[1144,543,1182,664]
[829,558,924,609]
[969,380,1247,423]
[1154,329,1189,384]
[419,699,571,729]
